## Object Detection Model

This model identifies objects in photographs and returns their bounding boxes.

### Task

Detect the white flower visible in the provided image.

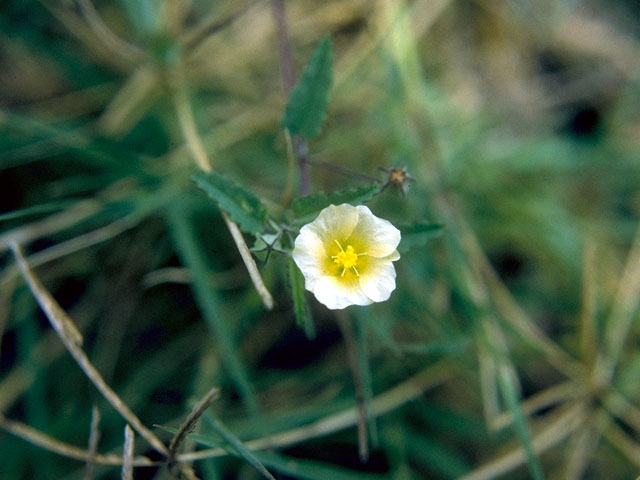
[292,203,401,310]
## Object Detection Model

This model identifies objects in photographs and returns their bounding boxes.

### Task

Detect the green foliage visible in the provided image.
[3,2,640,480]
[204,415,277,480]
[282,36,333,140]
[497,366,544,480]
[192,171,268,234]
[397,222,443,253]
[288,258,316,338]
[167,200,259,414]
[292,183,381,223]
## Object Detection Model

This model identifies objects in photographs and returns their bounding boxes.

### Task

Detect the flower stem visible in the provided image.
[271,0,311,196]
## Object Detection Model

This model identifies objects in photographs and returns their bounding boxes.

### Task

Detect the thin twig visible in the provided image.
[0,415,155,467]
[168,387,220,465]
[270,0,296,94]
[10,243,169,456]
[83,406,101,480]
[222,212,274,309]
[336,312,369,461]
[306,155,381,183]
[281,129,296,206]
[122,425,134,480]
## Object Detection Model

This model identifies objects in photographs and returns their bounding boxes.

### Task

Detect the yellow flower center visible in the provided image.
[331,240,366,277]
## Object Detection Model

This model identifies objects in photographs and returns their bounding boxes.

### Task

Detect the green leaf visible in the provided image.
[282,36,333,140]
[398,223,443,253]
[292,183,380,223]
[288,258,315,339]
[204,414,277,480]
[192,171,267,234]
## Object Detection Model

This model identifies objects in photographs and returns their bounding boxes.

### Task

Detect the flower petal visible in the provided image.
[351,206,401,258]
[306,204,359,246]
[312,276,372,310]
[386,250,401,262]
[359,257,397,303]
[292,228,326,289]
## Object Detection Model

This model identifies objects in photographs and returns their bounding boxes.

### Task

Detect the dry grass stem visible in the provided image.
[1,212,145,288]
[0,200,101,253]
[168,387,220,464]
[336,313,369,461]
[490,381,577,431]
[179,361,454,462]
[0,415,154,467]
[580,239,598,365]
[564,423,600,480]
[83,406,102,480]
[221,212,275,310]
[459,405,585,480]
[172,69,274,310]
[121,425,134,480]
[74,0,145,62]
[596,223,640,384]
[10,242,169,456]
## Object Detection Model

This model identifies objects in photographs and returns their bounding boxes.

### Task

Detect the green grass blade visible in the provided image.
[167,199,259,414]
[353,316,378,446]
[255,451,389,480]
[406,429,471,479]
[204,414,276,480]
[497,365,544,480]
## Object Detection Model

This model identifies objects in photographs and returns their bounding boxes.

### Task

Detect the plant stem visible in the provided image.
[172,66,274,310]
[271,0,311,196]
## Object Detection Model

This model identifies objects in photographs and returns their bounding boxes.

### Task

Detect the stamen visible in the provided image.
[352,266,359,277]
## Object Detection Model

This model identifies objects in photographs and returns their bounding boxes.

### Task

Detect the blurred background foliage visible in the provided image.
[1,0,640,479]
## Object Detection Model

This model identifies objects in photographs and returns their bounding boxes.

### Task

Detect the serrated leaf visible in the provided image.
[398,223,443,253]
[292,183,380,223]
[192,171,267,234]
[282,36,333,140]
[288,258,315,339]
